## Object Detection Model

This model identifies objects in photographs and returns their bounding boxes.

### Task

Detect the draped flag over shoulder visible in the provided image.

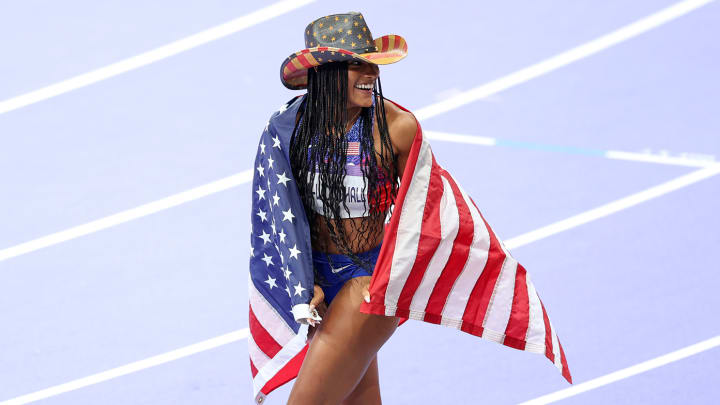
[359,101,572,384]
[249,95,571,404]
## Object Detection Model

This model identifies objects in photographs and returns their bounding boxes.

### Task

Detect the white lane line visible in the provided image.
[414,0,715,121]
[0,0,710,261]
[505,164,720,249]
[424,130,497,146]
[4,166,719,403]
[518,335,720,405]
[424,130,717,168]
[605,150,716,167]
[0,329,249,405]
[0,0,316,115]
[0,170,252,262]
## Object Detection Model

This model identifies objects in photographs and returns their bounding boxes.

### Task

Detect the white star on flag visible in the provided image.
[278,228,287,243]
[283,266,292,280]
[285,285,291,297]
[256,185,266,200]
[272,191,281,206]
[276,172,291,187]
[282,208,295,223]
[256,208,267,222]
[268,156,275,169]
[259,141,266,154]
[261,253,274,267]
[293,281,306,296]
[258,230,271,245]
[264,275,277,289]
[256,164,264,177]
[288,244,301,260]
[272,135,281,149]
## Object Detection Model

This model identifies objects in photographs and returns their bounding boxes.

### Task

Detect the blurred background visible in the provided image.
[1,0,718,403]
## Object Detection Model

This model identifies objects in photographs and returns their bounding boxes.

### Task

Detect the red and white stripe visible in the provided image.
[347,141,360,155]
[360,101,572,383]
[248,277,310,403]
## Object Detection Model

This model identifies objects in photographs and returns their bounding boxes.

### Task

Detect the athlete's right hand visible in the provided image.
[307,284,326,327]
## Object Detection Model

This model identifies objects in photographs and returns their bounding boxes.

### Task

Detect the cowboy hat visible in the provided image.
[280,12,408,90]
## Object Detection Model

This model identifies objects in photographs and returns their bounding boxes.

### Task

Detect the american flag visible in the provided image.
[248,96,571,403]
[347,141,360,155]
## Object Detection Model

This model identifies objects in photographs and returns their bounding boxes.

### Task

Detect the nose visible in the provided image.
[362,62,379,78]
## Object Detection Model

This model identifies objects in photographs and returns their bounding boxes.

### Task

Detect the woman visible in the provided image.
[251,11,572,404]
[279,12,416,404]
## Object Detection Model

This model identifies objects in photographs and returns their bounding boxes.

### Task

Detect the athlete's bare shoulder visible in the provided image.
[381,98,417,157]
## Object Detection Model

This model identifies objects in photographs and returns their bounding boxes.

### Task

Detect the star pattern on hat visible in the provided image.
[284,12,407,89]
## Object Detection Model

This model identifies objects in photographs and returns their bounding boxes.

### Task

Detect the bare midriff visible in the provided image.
[312,215,386,254]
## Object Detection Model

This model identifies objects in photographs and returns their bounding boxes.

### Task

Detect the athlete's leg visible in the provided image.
[287,276,398,405]
[342,355,381,405]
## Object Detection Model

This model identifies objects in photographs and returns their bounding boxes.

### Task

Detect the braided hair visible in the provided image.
[288,61,398,276]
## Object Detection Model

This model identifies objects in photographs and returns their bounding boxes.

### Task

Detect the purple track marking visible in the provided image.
[1,1,718,404]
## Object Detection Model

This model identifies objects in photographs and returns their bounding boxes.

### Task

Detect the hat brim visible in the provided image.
[280,34,408,90]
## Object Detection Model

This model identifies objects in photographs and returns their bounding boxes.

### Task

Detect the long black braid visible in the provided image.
[288,62,398,279]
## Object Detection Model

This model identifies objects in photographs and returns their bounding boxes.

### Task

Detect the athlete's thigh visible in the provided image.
[322,276,399,351]
[288,277,398,404]
[343,355,381,405]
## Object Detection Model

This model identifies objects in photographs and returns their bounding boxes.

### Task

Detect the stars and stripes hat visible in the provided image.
[280,11,408,90]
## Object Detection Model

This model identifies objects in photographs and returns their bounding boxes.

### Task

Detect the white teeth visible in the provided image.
[355,83,373,90]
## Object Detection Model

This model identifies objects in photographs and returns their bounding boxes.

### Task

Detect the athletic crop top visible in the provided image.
[304,99,392,219]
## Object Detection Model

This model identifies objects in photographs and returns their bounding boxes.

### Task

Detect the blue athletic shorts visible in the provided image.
[312,244,382,305]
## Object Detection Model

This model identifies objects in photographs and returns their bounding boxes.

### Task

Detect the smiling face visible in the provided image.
[347,60,380,109]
